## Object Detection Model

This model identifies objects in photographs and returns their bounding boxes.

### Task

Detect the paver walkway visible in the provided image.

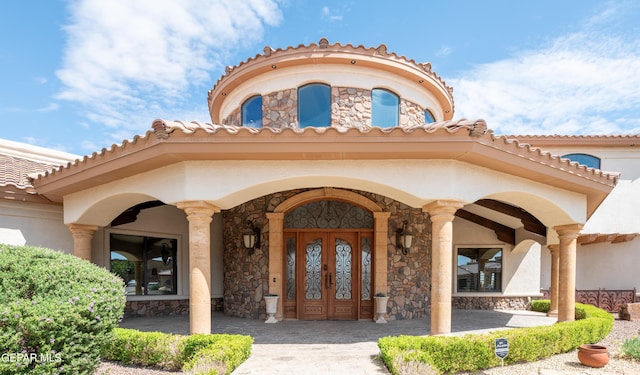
[119,310,556,374]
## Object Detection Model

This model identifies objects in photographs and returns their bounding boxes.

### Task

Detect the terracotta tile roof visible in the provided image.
[0,154,54,189]
[209,38,453,99]
[507,134,640,147]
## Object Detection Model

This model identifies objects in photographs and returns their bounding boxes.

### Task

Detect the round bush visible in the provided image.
[0,244,126,374]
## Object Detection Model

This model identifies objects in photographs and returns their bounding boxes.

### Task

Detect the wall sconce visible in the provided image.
[242,219,261,253]
[396,220,413,255]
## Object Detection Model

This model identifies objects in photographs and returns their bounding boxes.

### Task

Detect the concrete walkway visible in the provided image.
[119,310,556,374]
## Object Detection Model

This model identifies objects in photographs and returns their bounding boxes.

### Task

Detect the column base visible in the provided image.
[547,309,558,317]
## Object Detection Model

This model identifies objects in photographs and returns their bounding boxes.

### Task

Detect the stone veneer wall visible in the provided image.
[222,188,434,320]
[452,296,531,311]
[123,297,224,318]
[220,86,428,129]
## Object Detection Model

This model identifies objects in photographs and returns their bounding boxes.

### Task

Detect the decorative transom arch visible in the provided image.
[273,187,383,214]
[267,187,390,321]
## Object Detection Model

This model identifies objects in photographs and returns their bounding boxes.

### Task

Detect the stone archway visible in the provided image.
[266,188,390,321]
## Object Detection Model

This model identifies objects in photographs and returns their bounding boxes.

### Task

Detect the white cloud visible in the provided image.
[37,103,60,112]
[450,5,640,135]
[321,6,343,21]
[56,0,283,134]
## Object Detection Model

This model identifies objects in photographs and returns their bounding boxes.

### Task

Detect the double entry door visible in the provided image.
[285,230,372,320]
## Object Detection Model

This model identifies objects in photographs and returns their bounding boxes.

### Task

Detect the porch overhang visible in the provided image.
[31,120,617,219]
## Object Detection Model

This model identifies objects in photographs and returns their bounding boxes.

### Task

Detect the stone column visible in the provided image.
[177,201,219,334]
[266,212,284,320]
[547,245,559,317]
[555,224,583,323]
[67,223,98,261]
[373,212,391,295]
[423,200,464,335]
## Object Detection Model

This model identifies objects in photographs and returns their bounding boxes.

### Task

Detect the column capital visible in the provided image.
[554,223,584,240]
[177,201,220,221]
[422,200,465,221]
[266,212,284,221]
[373,211,391,219]
[67,223,98,237]
[547,244,559,253]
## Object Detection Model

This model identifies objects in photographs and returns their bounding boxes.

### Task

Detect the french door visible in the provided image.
[283,230,373,320]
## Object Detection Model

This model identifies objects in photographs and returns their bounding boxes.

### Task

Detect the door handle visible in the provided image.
[325,273,329,289]
[329,272,333,288]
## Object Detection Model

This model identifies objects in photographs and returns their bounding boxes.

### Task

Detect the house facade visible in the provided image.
[2,39,635,336]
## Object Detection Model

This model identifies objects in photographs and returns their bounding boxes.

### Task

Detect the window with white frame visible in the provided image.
[456,247,502,292]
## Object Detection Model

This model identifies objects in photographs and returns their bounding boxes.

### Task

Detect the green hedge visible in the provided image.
[102,328,253,375]
[0,245,126,375]
[378,302,613,374]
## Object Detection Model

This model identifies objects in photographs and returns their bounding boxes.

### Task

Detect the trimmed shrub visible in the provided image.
[101,328,182,370]
[0,244,126,375]
[379,301,613,374]
[102,328,253,374]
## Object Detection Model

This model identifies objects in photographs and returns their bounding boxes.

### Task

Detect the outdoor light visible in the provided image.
[396,220,413,255]
[242,219,261,253]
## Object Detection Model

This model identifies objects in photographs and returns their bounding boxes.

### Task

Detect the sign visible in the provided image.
[495,338,509,360]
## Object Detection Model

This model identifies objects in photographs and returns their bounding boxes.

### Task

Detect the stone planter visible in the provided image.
[264,295,279,323]
[577,344,609,368]
[374,296,389,323]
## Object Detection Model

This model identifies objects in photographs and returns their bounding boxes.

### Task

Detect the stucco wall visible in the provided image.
[0,200,73,252]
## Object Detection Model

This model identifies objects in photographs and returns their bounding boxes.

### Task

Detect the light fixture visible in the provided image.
[396,220,413,255]
[161,243,171,265]
[242,219,261,253]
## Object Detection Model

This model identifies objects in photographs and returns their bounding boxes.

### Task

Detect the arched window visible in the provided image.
[371,88,399,128]
[424,109,436,124]
[241,95,262,128]
[298,84,331,128]
[562,153,601,169]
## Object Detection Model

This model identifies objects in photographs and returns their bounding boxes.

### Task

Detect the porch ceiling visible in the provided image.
[31,119,617,219]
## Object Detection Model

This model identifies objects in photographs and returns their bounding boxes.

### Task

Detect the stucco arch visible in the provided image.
[273,187,383,214]
[484,191,578,228]
[70,192,162,227]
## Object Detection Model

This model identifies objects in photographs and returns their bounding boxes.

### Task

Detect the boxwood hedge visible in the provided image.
[0,244,126,375]
[101,328,253,375]
[378,302,613,374]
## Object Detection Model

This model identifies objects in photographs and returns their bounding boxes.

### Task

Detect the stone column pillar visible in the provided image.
[134,261,143,295]
[547,244,559,317]
[177,201,219,334]
[423,200,464,335]
[266,212,284,320]
[67,223,98,261]
[555,224,583,322]
[373,212,391,296]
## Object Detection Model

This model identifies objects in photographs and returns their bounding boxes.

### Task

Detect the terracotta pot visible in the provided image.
[577,344,609,368]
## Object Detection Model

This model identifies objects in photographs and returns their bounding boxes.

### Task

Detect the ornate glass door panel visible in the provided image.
[299,233,327,319]
[328,233,358,320]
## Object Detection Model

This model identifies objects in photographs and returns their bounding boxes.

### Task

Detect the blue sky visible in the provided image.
[1,0,639,155]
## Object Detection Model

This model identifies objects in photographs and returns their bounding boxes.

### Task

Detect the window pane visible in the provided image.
[361,237,372,300]
[241,95,262,128]
[110,233,177,296]
[424,109,435,123]
[286,237,296,301]
[372,89,399,128]
[298,84,331,127]
[457,247,502,292]
[562,153,601,169]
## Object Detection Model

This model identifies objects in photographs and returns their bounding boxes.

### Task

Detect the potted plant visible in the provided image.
[264,293,279,323]
[374,292,389,323]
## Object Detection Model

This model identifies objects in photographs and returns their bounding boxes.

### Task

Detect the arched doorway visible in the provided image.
[283,200,374,320]
[268,188,389,321]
